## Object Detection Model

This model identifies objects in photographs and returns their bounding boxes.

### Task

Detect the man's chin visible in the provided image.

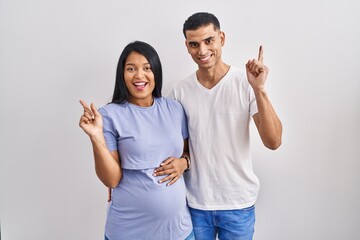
[197,62,213,69]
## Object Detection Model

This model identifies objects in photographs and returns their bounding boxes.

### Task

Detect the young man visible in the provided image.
[168,12,283,240]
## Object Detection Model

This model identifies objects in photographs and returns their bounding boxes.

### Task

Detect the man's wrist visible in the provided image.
[253,86,267,96]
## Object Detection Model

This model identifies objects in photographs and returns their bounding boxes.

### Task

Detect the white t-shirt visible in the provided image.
[169,66,260,210]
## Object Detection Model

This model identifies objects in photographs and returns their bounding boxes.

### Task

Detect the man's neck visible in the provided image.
[196,62,230,89]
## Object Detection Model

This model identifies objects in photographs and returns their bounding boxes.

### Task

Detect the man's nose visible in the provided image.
[198,43,208,55]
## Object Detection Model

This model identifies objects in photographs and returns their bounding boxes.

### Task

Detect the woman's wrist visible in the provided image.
[89,131,105,145]
[181,154,190,171]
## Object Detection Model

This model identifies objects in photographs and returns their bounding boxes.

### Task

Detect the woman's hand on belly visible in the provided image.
[153,156,188,186]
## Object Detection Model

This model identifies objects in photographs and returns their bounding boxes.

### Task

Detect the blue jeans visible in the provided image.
[189,205,255,240]
[185,230,195,240]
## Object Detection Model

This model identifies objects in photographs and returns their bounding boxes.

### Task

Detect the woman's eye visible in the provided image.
[144,66,151,71]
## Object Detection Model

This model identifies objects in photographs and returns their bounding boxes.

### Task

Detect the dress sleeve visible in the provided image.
[179,104,189,140]
[98,107,118,151]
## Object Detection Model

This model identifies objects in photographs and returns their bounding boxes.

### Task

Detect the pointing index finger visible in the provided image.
[79,99,90,110]
[258,45,264,63]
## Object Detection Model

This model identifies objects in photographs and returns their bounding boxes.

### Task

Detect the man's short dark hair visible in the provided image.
[183,12,221,38]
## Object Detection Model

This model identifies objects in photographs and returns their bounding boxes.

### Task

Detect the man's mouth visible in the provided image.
[199,54,211,63]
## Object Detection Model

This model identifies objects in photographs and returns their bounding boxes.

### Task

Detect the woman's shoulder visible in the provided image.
[157,97,183,109]
[156,97,185,115]
[98,102,126,115]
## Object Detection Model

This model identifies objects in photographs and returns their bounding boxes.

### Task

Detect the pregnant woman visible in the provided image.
[79,41,193,240]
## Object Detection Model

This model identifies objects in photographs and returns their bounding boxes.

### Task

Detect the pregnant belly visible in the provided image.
[110,168,187,218]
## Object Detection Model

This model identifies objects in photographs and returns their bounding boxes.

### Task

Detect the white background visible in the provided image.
[1,0,359,239]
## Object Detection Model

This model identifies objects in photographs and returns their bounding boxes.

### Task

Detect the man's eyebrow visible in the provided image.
[188,41,199,45]
[204,36,215,41]
[188,36,215,45]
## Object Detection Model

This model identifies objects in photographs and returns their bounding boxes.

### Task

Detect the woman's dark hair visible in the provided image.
[111,41,162,104]
[183,12,221,38]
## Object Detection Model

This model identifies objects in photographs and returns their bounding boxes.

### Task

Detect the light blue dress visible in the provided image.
[99,97,192,240]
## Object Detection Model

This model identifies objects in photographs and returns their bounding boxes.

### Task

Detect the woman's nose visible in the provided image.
[135,69,145,79]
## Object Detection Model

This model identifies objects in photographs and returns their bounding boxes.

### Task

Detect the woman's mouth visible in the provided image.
[134,82,147,91]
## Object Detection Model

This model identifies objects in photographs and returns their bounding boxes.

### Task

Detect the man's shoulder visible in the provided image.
[226,66,248,86]
[167,72,196,98]
[175,72,196,86]
[228,65,246,77]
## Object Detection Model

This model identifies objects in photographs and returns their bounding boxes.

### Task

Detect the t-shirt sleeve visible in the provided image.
[249,87,258,117]
[98,107,118,151]
[179,104,189,140]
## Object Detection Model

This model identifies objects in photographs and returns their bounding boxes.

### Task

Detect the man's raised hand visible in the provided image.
[245,45,269,91]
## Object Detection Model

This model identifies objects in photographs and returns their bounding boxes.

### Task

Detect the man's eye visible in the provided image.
[189,43,198,48]
[205,38,214,44]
